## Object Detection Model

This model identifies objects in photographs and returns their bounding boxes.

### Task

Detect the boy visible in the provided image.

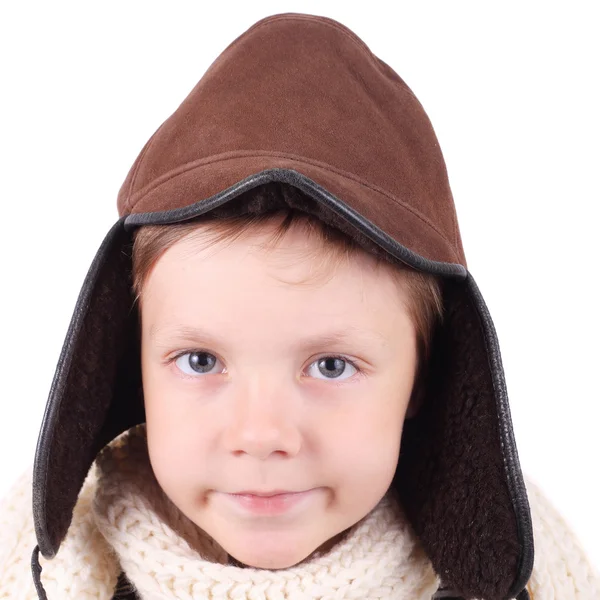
[1,12,598,600]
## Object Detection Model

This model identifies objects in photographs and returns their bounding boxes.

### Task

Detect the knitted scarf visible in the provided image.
[87,424,441,600]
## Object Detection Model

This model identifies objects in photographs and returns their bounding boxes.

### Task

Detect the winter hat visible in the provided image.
[31,12,533,600]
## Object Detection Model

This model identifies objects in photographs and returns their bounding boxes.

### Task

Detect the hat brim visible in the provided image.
[32,168,533,600]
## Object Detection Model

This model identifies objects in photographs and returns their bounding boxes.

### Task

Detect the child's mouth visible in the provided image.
[222,489,317,516]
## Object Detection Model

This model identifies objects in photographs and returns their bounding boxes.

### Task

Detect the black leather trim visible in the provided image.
[466,273,535,598]
[31,545,48,600]
[124,168,467,279]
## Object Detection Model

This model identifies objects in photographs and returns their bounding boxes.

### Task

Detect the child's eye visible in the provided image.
[306,356,358,381]
[171,351,359,382]
[174,351,224,376]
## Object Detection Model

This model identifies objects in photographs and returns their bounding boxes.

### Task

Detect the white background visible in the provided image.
[1,0,598,569]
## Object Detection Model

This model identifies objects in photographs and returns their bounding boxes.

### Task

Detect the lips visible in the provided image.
[233,490,301,497]
[222,489,316,515]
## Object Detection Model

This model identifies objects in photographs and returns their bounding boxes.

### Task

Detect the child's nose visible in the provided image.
[222,378,303,460]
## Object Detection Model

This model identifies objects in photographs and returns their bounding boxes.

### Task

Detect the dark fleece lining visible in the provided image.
[33,181,530,600]
[32,219,144,557]
[395,275,522,600]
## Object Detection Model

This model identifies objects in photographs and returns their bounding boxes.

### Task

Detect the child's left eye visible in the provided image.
[171,351,360,382]
[306,356,358,381]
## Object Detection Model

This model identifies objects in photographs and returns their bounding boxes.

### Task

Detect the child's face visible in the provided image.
[140,223,418,569]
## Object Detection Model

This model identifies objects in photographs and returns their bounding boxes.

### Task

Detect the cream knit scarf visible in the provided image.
[86,424,441,600]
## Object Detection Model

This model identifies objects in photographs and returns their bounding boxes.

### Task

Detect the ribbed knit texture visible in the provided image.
[522,473,600,598]
[0,425,598,599]
[0,467,120,599]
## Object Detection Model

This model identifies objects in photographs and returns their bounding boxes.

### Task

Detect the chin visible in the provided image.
[224,536,318,570]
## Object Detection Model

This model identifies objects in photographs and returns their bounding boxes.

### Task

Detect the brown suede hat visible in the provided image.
[31,12,533,600]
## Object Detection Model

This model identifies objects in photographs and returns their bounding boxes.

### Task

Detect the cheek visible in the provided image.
[322,395,405,478]
[145,402,211,497]
[345,380,407,443]
[146,430,212,515]
[143,365,203,451]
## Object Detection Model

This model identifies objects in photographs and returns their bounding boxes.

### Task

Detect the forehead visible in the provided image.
[140,229,411,339]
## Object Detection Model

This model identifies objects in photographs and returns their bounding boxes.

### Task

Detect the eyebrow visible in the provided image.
[149,324,388,351]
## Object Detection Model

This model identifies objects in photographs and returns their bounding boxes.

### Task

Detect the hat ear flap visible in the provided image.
[393,274,533,600]
[33,217,145,558]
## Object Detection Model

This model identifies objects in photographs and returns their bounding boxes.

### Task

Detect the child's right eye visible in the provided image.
[173,351,224,377]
